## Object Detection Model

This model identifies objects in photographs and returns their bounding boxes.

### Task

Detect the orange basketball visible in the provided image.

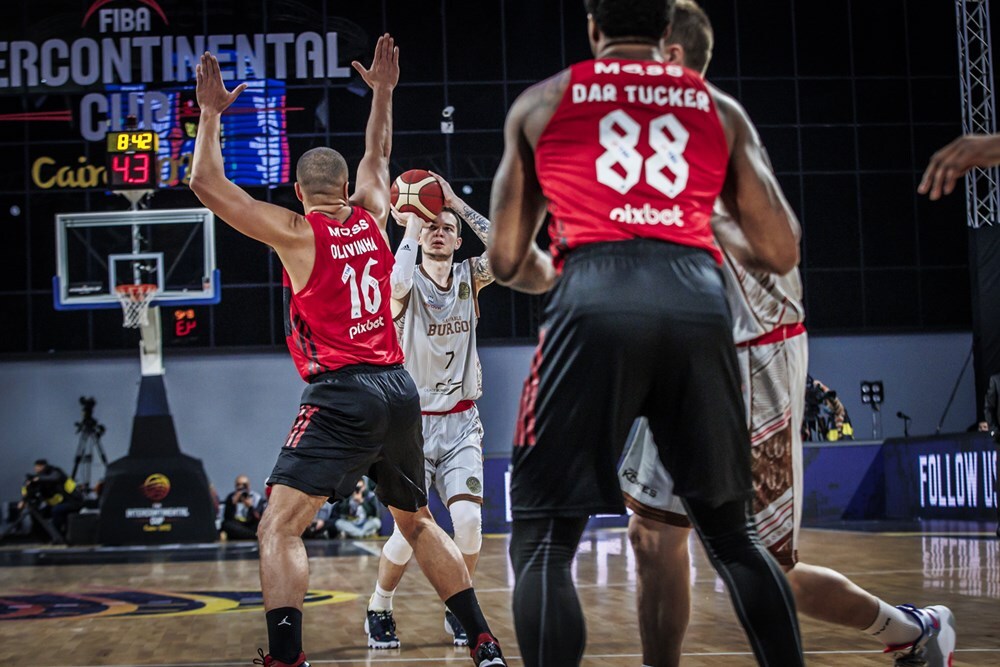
[390,169,444,222]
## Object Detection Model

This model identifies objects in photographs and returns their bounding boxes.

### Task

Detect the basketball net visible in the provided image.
[115,284,158,328]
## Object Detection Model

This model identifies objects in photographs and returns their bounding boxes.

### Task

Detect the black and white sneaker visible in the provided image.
[444,609,469,646]
[364,608,400,649]
[470,633,505,666]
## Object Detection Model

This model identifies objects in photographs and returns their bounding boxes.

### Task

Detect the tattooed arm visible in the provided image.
[429,171,495,292]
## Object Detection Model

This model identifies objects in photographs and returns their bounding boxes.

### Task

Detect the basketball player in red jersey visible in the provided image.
[488,0,804,664]
[189,37,505,667]
[618,4,955,667]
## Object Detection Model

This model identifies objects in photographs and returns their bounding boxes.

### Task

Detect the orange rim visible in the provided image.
[115,284,158,302]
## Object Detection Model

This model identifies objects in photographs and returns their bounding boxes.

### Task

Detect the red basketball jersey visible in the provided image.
[536,59,729,268]
[284,208,403,380]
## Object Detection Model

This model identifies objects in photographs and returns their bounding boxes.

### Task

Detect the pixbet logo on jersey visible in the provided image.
[610,203,685,227]
[349,315,384,340]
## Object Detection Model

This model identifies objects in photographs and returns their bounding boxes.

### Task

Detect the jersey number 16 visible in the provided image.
[341,258,382,319]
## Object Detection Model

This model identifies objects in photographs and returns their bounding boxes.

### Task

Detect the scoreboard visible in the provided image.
[105,129,160,190]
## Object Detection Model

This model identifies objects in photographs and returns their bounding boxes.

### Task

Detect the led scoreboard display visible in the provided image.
[105,130,160,190]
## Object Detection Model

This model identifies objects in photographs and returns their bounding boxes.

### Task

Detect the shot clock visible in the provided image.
[105,130,160,190]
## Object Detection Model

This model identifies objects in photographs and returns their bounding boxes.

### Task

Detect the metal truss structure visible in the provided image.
[956,0,1000,227]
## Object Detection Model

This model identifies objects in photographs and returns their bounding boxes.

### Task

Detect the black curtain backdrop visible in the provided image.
[969,223,1000,419]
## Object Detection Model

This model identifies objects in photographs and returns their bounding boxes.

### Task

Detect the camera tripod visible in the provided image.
[72,398,109,494]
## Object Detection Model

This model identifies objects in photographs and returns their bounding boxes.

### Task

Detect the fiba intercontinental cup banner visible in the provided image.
[0,0,366,189]
[99,453,219,544]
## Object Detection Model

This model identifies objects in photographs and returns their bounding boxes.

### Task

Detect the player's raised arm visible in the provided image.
[712,85,800,275]
[349,34,400,230]
[430,171,495,292]
[189,52,302,249]
[389,206,422,314]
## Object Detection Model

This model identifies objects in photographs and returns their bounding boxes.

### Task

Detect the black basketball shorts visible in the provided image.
[269,363,428,511]
[511,239,752,519]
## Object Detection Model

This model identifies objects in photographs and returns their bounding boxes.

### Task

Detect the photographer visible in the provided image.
[803,376,854,442]
[332,478,381,538]
[220,475,265,540]
[19,459,84,540]
[302,501,335,540]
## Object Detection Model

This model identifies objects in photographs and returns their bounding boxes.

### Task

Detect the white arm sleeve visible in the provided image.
[391,238,418,299]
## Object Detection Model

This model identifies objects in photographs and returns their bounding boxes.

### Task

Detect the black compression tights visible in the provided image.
[509,502,804,667]
[509,517,589,667]
[683,498,804,666]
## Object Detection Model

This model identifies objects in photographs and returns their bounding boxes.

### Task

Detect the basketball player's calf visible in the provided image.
[389,506,505,665]
[367,499,481,647]
[255,485,331,667]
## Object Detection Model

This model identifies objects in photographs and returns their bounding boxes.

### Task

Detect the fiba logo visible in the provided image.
[82,0,170,32]
[141,473,171,502]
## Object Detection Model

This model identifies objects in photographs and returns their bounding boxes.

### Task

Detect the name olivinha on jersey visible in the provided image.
[320,219,385,339]
[325,220,379,260]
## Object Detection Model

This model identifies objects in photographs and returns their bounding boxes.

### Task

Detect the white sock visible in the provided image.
[368,583,395,612]
[863,600,923,647]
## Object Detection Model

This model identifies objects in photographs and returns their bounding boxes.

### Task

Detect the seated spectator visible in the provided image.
[220,475,265,540]
[19,458,84,541]
[302,501,335,539]
[333,478,381,538]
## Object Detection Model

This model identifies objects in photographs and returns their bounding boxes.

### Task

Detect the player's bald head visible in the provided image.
[296,147,349,196]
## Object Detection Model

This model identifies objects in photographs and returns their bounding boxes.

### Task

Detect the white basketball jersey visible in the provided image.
[397,260,482,412]
[722,250,805,345]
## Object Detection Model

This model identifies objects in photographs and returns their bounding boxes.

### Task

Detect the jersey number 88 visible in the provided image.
[596,109,689,198]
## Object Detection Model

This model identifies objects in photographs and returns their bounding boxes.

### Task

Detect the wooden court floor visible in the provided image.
[0,526,998,666]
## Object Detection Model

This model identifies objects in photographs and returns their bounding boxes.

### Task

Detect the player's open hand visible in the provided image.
[428,170,460,208]
[390,204,422,229]
[195,52,247,116]
[918,133,1000,200]
[352,34,399,91]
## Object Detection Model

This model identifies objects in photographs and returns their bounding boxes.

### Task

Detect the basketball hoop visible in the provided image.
[115,284,158,328]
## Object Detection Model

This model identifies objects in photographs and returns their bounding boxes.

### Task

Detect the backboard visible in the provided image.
[53,208,219,310]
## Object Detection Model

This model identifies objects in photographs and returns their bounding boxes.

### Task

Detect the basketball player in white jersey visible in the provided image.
[618,3,956,666]
[364,173,494,649]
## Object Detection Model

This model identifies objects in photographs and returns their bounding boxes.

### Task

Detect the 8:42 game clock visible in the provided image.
[105,130,160,190]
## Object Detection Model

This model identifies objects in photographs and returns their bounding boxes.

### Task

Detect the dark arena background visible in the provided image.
[0,1,998,665]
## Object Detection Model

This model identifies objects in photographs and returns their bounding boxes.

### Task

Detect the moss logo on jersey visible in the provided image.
[458,282,471,299]
[466,476,482,494]
[141,473,171,502]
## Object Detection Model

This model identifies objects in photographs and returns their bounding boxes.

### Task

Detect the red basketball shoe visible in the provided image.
[253,648,310,667]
